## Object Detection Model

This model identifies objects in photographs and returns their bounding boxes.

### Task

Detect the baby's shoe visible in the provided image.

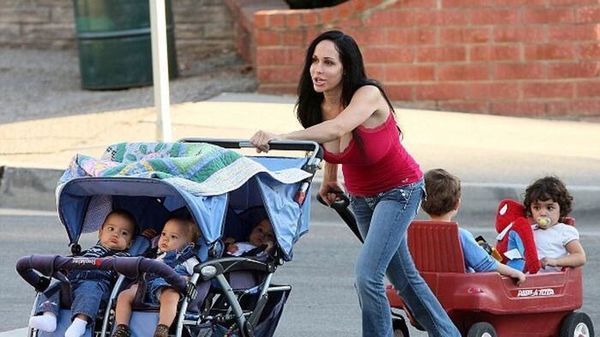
[153,324,170,337]
[112,324,131,337]
[28,312,57,332]
[64,317,88,337]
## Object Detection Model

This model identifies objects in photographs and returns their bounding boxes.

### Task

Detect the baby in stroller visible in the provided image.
[28,209,137,337]
[112,215,200,337]
[225,207,275,257]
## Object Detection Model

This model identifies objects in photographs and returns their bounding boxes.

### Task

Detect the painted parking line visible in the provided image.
[0,328,27,337]
[0,208,56,216]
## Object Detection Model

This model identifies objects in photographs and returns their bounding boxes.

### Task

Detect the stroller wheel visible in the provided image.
[467,322,497,337]
[560,312,594,337]
[392,316,410,337]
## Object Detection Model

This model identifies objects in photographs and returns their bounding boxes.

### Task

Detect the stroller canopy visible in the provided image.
[56,142,314,261]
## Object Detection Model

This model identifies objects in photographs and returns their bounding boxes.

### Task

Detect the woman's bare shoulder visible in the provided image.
[355,85,392,112]
[355,84,382,96]
[351,85,387,106]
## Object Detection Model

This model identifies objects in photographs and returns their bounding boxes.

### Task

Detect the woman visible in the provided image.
[250,30,459,337]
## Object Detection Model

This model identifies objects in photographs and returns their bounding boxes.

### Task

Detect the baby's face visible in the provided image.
[530,199,560,229]
[158,220,193,252]
[249,219,275,247]
[98,214,135,251]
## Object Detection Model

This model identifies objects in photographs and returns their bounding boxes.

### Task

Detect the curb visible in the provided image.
[0,166,62,211]
[459,183,600,226]
[310,181,600,226]
[2,166,598,225]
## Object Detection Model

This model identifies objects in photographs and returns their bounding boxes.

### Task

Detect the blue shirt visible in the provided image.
[458,228,498,272]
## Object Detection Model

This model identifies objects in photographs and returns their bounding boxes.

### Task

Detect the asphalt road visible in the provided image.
[2,207,599,336]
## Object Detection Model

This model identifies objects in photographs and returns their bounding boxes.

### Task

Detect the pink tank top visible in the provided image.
[322,113,422,196]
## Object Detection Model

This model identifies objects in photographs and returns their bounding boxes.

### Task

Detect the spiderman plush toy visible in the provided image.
[495,199,541,274]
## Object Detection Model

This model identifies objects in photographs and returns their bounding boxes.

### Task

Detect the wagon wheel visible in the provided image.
[467,322,497,337]
[560,312,594,337]
[392,316,410,337]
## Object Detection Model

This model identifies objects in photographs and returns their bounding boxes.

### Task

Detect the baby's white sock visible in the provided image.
[64,317,88,337]
[28,312,57,332]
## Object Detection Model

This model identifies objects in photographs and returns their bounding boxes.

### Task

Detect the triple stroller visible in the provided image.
[17,139,322,337]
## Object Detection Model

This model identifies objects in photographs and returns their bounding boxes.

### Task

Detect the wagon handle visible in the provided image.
[317,193,363,243]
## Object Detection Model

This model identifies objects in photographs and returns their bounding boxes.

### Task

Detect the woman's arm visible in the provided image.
[286,85,383,141]
[322,161,338,184]
[319,162,344,205]
[541,239,586,269]
[250,85,386,151]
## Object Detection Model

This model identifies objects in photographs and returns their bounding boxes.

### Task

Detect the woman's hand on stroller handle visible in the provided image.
[318,181,347,207]
[250,130,280,153]
[317,191,349,209]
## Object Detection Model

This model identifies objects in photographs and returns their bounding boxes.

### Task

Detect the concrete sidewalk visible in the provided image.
[1,92,600,219]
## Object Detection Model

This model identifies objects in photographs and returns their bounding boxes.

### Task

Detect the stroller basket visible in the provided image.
[209,286,290,337]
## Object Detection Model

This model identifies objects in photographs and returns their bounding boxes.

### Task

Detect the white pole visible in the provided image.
[149,0,172,141]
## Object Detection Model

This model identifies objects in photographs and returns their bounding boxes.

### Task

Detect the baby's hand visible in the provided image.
[265,240,275,252]
[141,228,158,239]
[224,237,237,254]
[541,257,558,269]
[227,243,239,254]
[514,271,526,286]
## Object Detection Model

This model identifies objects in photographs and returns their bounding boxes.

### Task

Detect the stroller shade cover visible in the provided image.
[56,142,313,261]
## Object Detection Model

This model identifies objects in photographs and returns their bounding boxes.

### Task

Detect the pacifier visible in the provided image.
[536,216,552,229]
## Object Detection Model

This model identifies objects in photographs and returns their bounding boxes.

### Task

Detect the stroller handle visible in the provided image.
[16,255,188,294]
[180,138,323,206]
[179,138,323,164]
[316,193,364,243]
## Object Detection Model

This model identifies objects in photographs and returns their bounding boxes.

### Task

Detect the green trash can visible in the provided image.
[73,0,178,90]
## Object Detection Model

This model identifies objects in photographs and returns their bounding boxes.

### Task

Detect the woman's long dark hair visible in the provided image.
[295,30,394,130]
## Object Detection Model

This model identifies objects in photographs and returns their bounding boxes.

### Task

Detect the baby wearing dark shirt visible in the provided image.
[29,209,137,337]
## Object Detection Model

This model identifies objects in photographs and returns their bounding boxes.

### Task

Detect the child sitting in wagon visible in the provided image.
[422,169,526,284]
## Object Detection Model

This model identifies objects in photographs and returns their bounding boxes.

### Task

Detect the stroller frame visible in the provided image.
[18,139,323,337]
[179,257,287,337]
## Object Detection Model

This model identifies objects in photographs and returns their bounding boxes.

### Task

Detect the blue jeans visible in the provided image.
[144,258,190,305]
[350,180,460,337]
[145,276,173,305]
[37,273,111,321]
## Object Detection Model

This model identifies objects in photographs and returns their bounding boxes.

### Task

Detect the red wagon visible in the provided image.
[386,220,593,337]
[319,195,593,337]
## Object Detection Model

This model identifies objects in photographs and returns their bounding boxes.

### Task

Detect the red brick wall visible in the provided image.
[247,0,600,117]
